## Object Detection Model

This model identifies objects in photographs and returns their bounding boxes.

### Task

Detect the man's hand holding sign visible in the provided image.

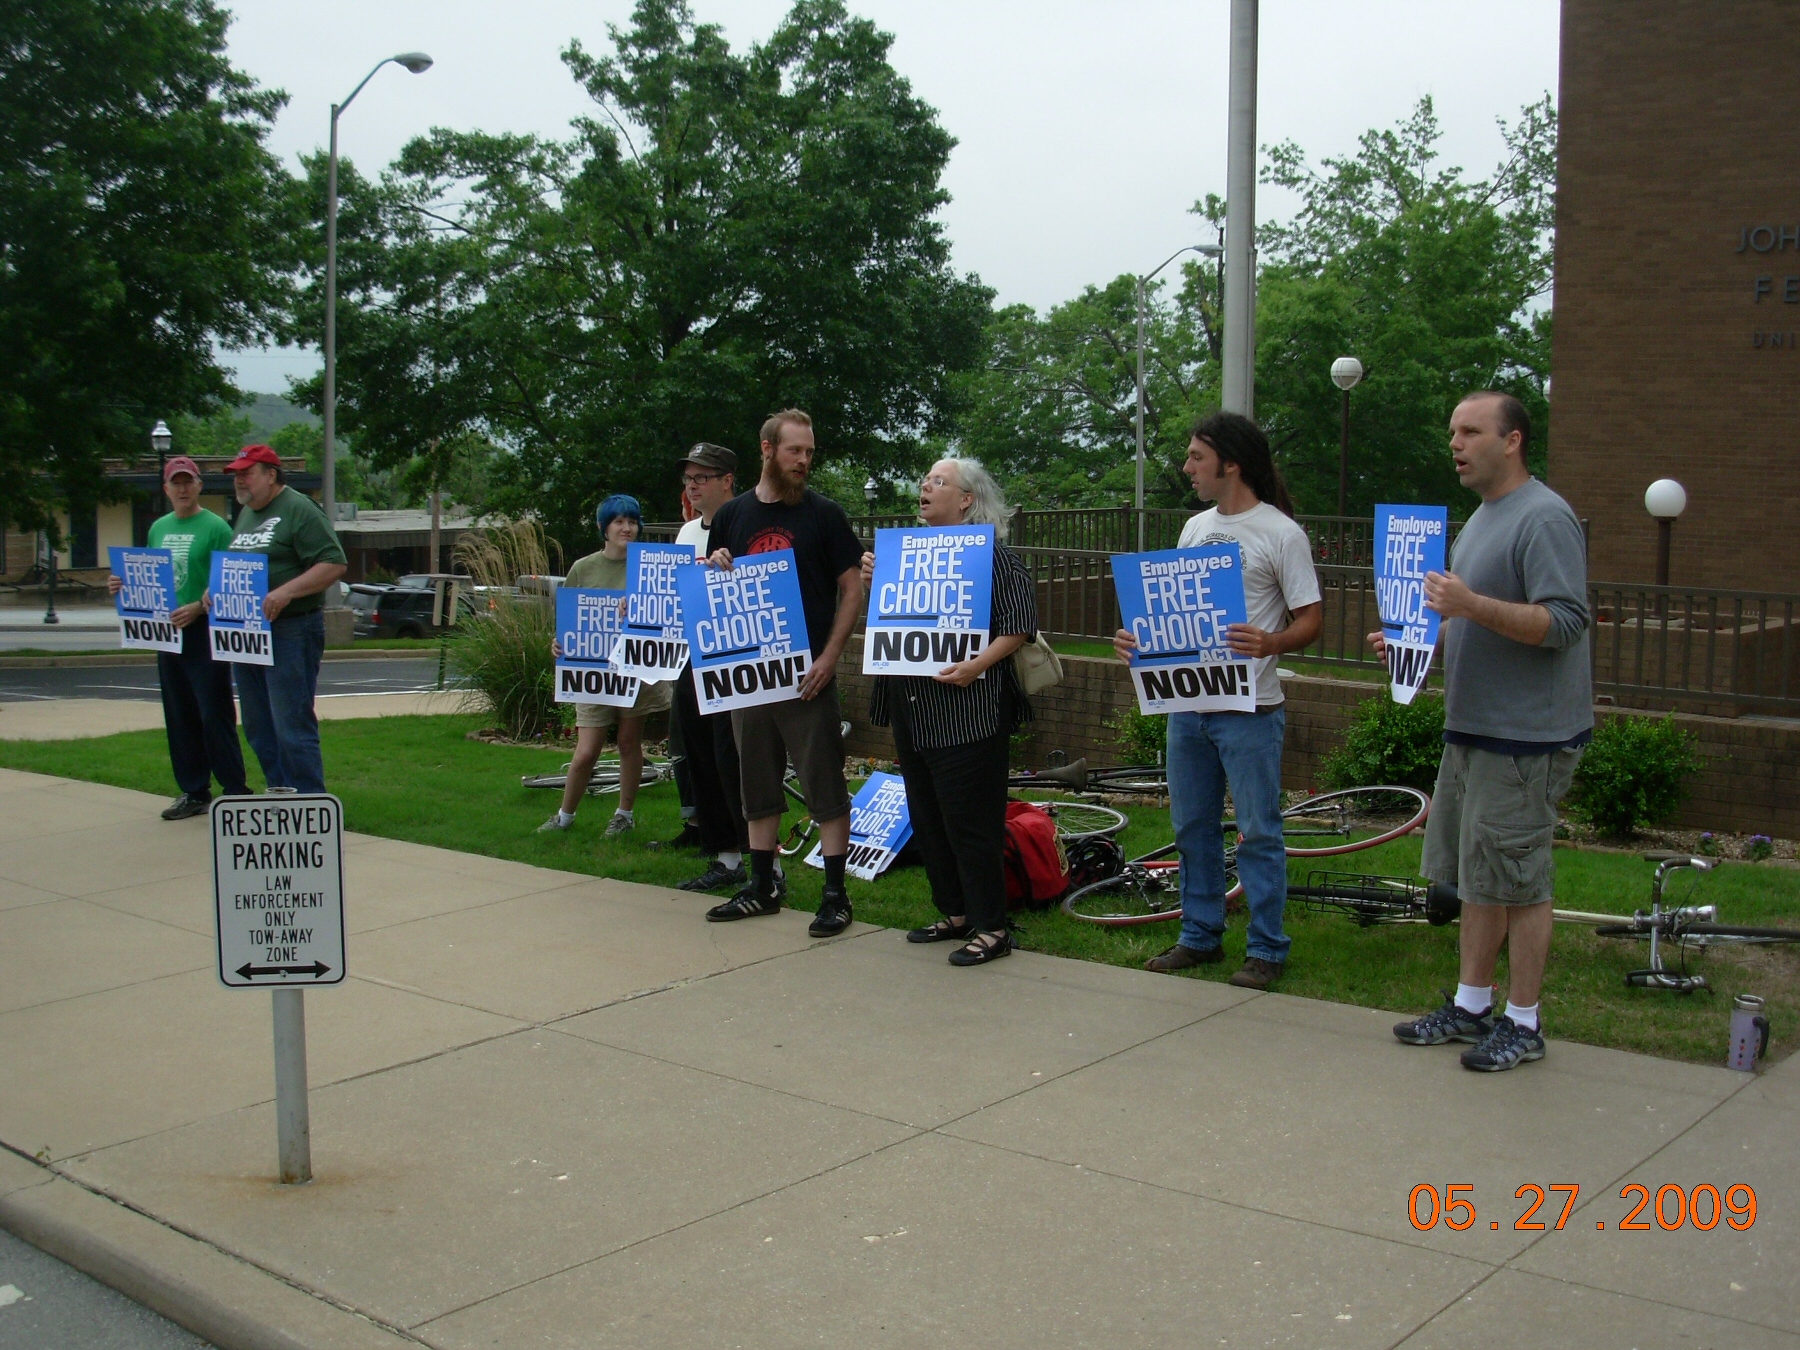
[686,548,816,711]
[1369,505,1448,704]
[1110,543,1260,714]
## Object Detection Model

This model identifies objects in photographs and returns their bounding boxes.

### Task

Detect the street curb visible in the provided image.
[0,648,439,670]
[0,1165,421,1350]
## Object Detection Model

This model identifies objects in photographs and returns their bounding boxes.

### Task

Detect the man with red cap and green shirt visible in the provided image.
[220,444,347,794]
[107,455,249,818]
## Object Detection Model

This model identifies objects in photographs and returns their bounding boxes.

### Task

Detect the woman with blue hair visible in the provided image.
[538,494,674,838]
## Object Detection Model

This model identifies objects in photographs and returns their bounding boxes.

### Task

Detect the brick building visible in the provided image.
[1549,0,1800,591]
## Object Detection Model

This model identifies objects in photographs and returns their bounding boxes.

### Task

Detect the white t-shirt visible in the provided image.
[675,516,709,557]
[1177,502,1321,706]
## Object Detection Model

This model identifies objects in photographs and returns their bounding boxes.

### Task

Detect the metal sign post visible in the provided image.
[211,794,347,1186]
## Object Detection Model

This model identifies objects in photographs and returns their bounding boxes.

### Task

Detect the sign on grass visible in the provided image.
[862,525,995,675]
[806,771,912,881]
[677,549,812,714]
[207,552,273,666]
[1374,504,1448,705]
[1111,544,1256,714]
[555,587,640,706]
[110,546,182,653]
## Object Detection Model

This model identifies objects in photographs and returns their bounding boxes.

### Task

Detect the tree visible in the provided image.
[315,0,991,551]
[0,0,298,536]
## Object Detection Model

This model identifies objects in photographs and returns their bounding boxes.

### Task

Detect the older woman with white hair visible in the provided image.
[861,457,1038,966]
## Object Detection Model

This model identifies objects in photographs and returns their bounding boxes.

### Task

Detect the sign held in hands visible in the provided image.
[614,542,693,682]
[1374,504,1448,705]
[678,549,812,713]
[555,587,640,706]
[1112,544,1257,714]
[110,546,182,652]
[862,525,995,675]
[207,551,273,665]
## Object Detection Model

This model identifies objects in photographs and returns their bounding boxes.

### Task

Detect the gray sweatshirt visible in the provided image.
[1441,478,1594,746]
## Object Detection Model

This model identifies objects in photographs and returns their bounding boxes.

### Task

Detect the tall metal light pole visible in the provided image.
[323,52,433,531]
[1136,245,1222,551]
[1329,357,1362,515]
[1220,0,1259,417]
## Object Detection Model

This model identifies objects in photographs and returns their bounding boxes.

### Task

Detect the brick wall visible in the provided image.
[834,637,1800,836]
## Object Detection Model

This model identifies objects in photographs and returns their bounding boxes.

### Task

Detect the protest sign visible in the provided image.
[110,546,183,653]
[613,542,693,682]
[554,587,640,706]
[677,548,812,714]
[862,525,995,675]
[1112,543,1256,714]
[1374,504,1449,704]
[207,551,273,666]
[806,771,912,881]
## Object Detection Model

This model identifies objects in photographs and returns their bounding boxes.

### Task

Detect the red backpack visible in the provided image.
[1003,802,1069,909]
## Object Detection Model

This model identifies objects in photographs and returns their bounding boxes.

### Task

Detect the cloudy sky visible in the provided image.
[220,0,1560,392]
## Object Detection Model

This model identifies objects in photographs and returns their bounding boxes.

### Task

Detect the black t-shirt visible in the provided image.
[708,488,864,658]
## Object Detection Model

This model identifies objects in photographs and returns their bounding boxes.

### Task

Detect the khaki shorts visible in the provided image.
[574,677,674,730]
[1422,743,1582,906]
[731,681,851,824]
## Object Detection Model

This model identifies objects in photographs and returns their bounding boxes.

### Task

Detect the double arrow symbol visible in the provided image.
[235,961,332,980]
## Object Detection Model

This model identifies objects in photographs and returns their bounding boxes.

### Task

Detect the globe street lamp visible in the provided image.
[151,419,172,515]
[323,52,433,534]
[1136,244,1223,551]
[1644,478,1687,589]
[1329,356,1363,516]
[864,476,878,514]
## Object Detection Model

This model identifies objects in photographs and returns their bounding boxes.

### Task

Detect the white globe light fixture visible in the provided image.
[1330,357,1363,515]
[1644,478,1687,590]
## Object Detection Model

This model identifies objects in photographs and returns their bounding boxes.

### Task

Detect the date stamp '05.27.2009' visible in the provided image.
[1408,1183,1759,1233]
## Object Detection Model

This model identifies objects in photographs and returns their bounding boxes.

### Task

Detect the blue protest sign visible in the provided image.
[615,542,693,682]
[806,771,912,881]
[677,548,812,714]
[1374,504,1449,704]
[555,587,640,706]
[110,546,182,653]
[862,525,995,675]
[1111,544,1256,714]
[207,551,272,666]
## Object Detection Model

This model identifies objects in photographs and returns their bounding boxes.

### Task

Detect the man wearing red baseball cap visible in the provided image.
[107,455,249,817]
[221,444,347,793]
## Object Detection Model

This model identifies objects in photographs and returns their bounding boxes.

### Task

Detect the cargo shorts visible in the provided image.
[574,677,673,730]
[1421,743,1583,907]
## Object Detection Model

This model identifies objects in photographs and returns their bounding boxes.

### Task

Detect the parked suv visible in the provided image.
[348,582,474,640]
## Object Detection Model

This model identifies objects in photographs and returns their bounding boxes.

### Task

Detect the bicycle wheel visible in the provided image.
[1033,801,1128,841]
[1280,786,1430,857]
[1087,766,1169,795]
[1061,847,1242,926]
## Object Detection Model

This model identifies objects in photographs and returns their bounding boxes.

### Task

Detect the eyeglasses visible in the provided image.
[921,474,955,489]
[682,472,723,487]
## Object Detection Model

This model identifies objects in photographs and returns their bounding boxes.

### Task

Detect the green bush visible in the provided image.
[449,521,568,741]
[1108,706,1167,766]
[1320,692,1446,792]
[1565,714,1703,837]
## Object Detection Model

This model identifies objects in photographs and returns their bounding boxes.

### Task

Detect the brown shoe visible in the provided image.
[1144,943,1224,973]
[1227,957,1284,990]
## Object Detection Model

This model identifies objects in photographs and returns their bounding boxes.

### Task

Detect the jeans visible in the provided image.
[891,697,1010,934]
[1167,707,1290,963]
[157,620,249,798]
[234,610,326,794]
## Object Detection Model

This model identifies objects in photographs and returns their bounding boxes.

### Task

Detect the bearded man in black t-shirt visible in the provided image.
[702,409,866,936]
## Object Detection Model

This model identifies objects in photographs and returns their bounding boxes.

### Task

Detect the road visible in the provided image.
[0,1228,210,1350]
[0,659,447,703]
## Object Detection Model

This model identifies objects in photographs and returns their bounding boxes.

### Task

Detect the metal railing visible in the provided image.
[1590,584,1799,713]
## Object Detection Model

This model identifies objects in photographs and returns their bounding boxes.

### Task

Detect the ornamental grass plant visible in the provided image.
[449,519,567,741]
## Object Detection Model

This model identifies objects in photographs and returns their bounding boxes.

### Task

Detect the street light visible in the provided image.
[1329,356,1363,516]
[1644,478,1687,588]
[863,476,879,514]
[1136,243,1223,551]
[151,419,172,516]
[323,51,433,539]
[40,530,58,625]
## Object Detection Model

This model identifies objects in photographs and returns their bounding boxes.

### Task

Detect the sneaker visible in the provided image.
[678,861,747,893]
[809,887,853,937]
[665,821,705,851]
[536,813,573,833]
[1392,991,1495,1046]
[604,812,635,837]
[1227,956,1284,990]
[161,792,211,821]
[706,887,781,922]
[1144,943,1224,973]
[1459,1015,1546,1072]
[772,869,790,902]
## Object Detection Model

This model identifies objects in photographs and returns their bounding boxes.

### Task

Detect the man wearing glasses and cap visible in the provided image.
[221,444,347,794]
[107,455,249,818]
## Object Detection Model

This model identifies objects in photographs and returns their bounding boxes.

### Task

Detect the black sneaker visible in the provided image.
[705,887,781,922]
[664,821,705,852]
[809,887,853,937]
[1393,991,1495,1046]
[1460,1015,1546,1072]
[678,861,747,893]
[161,793,211,821]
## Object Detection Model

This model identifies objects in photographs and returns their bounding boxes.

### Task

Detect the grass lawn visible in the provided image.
[3,712,1793,1066]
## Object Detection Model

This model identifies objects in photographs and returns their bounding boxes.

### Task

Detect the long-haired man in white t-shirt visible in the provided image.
[1114,413,1323,990]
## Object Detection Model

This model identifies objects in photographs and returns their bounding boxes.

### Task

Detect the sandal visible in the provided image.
[906,917,973,944]
[948,930,1012,967]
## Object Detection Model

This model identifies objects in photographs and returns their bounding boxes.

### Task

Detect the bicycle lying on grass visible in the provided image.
[519,756,674,797]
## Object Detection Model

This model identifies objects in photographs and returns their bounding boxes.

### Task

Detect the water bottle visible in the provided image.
[1727,994,1770,1072]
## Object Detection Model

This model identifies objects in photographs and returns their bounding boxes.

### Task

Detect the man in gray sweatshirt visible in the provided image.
[1377,391,1592,1072]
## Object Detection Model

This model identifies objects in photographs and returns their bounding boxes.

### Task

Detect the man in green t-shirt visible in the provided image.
[108,456,249,818]
[220,444,348,794]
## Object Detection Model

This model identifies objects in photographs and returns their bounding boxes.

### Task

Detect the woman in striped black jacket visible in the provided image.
[861,458,1038,967]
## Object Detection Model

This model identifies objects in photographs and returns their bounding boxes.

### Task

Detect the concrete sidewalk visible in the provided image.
[0,767,1793,1349]
[0,692,463,741]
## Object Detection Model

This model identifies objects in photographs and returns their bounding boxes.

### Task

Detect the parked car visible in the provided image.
[348,583,475,640]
